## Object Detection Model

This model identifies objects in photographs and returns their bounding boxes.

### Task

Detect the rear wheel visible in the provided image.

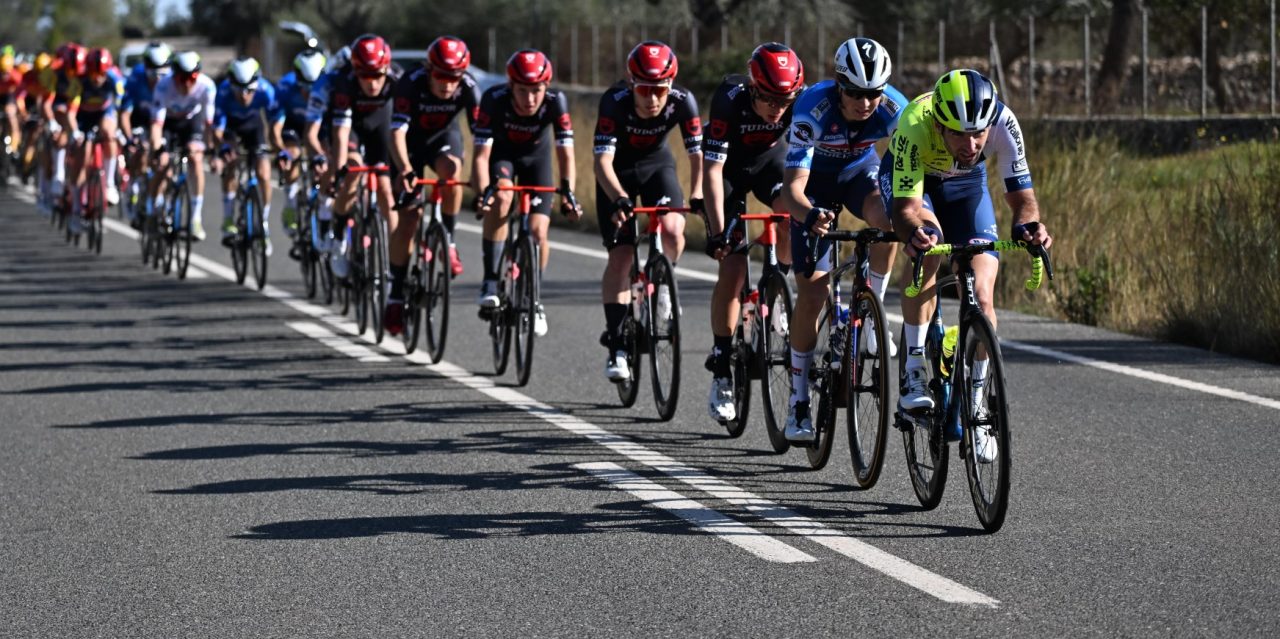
[370,211,388,344]
[807,301,842,470]
[846,287,891,489]
[960,312,1012,533]
[898,324,948,510]
[512,235,538,387]
[402,245,424,355]
[249,185,268,290]
[85,170,104,254]
[646,255,681,421]
[422,223,451,363]
[757,272,794,453]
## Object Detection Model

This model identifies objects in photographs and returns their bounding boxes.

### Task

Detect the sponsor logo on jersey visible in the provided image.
[792,121,815,143]
[709,118,729,140]
[597,116,615,135]
[1012,158,1028,173]
[898,176,914,191]
[810,98,830,120]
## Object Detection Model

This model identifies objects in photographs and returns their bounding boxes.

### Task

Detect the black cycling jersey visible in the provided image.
[702,74,793,169]
[329,66,404,165]
[391,68,481,146]
[593,81,701,163]
[472,85,574,158]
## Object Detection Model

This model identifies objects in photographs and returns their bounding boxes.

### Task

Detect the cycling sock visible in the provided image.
[105,156,117,188]
[53,148,65,182]
[389,263,408,299]
[789,349,814,406]
[483,240,503,281]
[319,197,333,221]
[971,357,989,384]
[287,182,301,200]
[192,196,204,224]
[442,212,457,235]
[869,269,889,302]
[604,303,628,346]
[262,202,271,226]
[904,322,927,368]
[711,334,733,378]
[222,193,235,222]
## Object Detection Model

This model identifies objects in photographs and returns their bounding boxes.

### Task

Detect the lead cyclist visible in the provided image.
[880,69,1053,462]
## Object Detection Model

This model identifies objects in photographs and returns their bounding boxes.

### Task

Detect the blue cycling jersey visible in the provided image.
[274,71,311,123]
[120,64,159,116]
[214,77,284,131]
[305,68,340,124]
[784,80,908,174]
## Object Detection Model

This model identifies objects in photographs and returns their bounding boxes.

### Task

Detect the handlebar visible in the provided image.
[395,177,468,211]
[477,183,578,212]
[631,206,694,215]
[905,240,1054,298]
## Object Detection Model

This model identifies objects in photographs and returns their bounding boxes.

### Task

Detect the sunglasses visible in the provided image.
[236,85,256,95]
[633,83,671,99]
[751,88,797,110]
[431,70,463,82]
[357,71,387,80]
[839,86,884,101]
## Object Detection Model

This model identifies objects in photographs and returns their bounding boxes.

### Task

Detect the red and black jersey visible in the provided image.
[472,85,573,158]
[328,66,404,130]
[390,67,481,144]
[593,82,701,162]
[702,74,793,168]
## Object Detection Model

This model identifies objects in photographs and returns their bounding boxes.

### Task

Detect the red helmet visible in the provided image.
[427,36,470,78]
[351,35,391,75]
[86,48,113,76]
[627,41,677,83]
[749,42,804,98]
[61,42,87,76]
[506,49,552,85]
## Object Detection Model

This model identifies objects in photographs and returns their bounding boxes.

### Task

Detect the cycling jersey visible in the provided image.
[593,82,701,162]
[21,67,55,100]
[328,67,403,166]
[473,85,573,156]
[702,74,793,167]
[0,68,23,97]
[391,67,480,146]
[887,92,1032,197]
[784,80,908,174]
[64,68,125,116]
[121,64,164,126]
[153,73,217,125]
[214,77,283,131]
[274,72,311,124]
[304,67,340,124]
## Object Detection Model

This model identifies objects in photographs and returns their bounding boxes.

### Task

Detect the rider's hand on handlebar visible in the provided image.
[906,225,941,258]
[804,207,835,236]
[1013,221,1053,250]
[611,196,634,227]
[400,170,418,196]
[704,232,729,260]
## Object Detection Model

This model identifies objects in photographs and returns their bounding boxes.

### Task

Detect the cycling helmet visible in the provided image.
[627,41,677,83]
[227,56,261,88]
[144,41,172,69]
[506,49,552,85]
[834,37,891,91]
[427,36,470,78]
[85,48,113,76]
[748,42,804,98]
[62,42,87,76]
[351,35,391,75]
[328,45,351,72]
[172,51,202,78]
[293,48,327,84]
[33,52,51,72]
[0,50,13,73]
[931,69,1000,133]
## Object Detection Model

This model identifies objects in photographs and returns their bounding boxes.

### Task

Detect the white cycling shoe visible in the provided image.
[533,303,548,336]
[898,366,935,412]
[106,186,120,206]
[864,320,897,358]
[604,351,630,382]
[784,401,815,443]
[476,280,500,308]
[707,376,736,423]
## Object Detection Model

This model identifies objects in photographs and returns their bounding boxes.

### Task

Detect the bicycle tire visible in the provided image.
[352,214,369,335]
[490,242,514,376]
[174,181,193,280]
[249,185,268,290]
[846,287,891,489]
[721,321,750,438]
[370,208,388,344]
[402,240,424,355]
[422,223,451,363]
[960,311,1012,533]
[807,302,836,470]
[898,325,948,510]
[231,187,249,285]
[615,313,642,407]
[757,271,794,453]
[512,235,538,387]
[85,170,104,255]
[646,255,681,422]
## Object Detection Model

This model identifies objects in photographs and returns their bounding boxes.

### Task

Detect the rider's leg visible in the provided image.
[220,152,237,236]
[709,253,747,376]
[256,153,272,226]
[100,118,119,196]
[434,152,462,236]
[4,103,19,152]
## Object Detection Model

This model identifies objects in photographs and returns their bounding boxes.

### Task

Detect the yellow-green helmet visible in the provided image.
[931,69,999,132]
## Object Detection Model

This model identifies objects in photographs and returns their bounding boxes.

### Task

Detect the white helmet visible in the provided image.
[143,41,172,70]
[293,48,327,83]
[834,37,891,91]
[227,56,261,88]
[172,51,201,76]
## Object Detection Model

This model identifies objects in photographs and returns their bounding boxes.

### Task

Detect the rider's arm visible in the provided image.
[305,121,324,157]
[332,125,350,175]
[120,109,133,140]
[676,90,704,201]
[780,107,820,223]
[702,159,726,235]
[390,126,411,177]
[592,93,626,201]
[470,89,497,192]
[550,91,575,192]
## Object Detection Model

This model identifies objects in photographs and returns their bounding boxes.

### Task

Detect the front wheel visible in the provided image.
[898,325,948,510]
[85,171,105,255]
[249,185,268,290]
[806,302,837,470]
[757,272,794,453]
[721,322,751,438]
[230,191,249,285]
[846,288,891,489]
[646,255,681,421]
[511,235,538,387]
[960,312,1012,533]
[422,224,451,363]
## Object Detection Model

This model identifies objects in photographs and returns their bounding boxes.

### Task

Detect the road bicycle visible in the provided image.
[896,236,1052,532]
[224,145,271,290]
[710,212,794,453]
[398,177,464,363]
[152,138,196,279]
[288,156,336,303]
[68,128,109,255]
[612,205,691,421]
[344,163,392,343]
[800,225,898,489]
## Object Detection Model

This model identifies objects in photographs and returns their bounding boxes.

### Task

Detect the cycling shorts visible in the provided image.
[409,121,464,175]
[596,151,684,248]
[790,152,882,278]
[491,147,554,216]
[75,110,111,134]
[282,115,308,146]
[720,144,786,255]
[878,150,999,257]
[223,116,267,155]
[163,117,207,151]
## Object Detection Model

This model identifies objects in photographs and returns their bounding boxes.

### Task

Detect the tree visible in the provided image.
[120,0,158,39]
[1094,0,1142,113]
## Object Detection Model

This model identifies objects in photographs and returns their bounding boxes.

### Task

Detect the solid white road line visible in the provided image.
[285,321,389,363]
[97,216,213,279]
[575,462,817,564]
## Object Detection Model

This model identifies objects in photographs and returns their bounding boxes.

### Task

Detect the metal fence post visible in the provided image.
[1028,14,1036,115]
[592,23,600,87]
[1142,9,1149,117]
[615,23,623,81]
[669,25,677,52]
[550,22,559,68]
[1201,4,1208,118]
[753,24,761,46]
[1084,15,1091,118]
[785,20,792,47]
[938,19,945,76]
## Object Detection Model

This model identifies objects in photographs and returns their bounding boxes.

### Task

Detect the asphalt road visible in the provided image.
[2,179,1279,638]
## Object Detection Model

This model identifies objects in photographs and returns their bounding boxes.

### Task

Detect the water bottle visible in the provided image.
[631,280,646,320]
[741,297,757,336]
[939,325,959,377]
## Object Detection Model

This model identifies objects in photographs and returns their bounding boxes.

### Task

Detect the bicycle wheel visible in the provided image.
[490,242,514,376]
[172,182,192,280]
[898,325,949,510]
[422,223,451,363]
[807,302,837,470]
[85,170,104,255]
[231,191,249,285]
[646,255,681,421]
[960,311,1012,533]
[370,211,388,344]
[845,287,891,489]
[615,312,643,407]
[721,322,751,438]
[512,236,538,387]
[352,216,370,335]
[249,186,268,290]
[402,243,424,355]
[299,213,318,299]
[757,271,793,453]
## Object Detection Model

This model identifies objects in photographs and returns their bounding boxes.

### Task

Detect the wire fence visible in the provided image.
[474,2,1279,119]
